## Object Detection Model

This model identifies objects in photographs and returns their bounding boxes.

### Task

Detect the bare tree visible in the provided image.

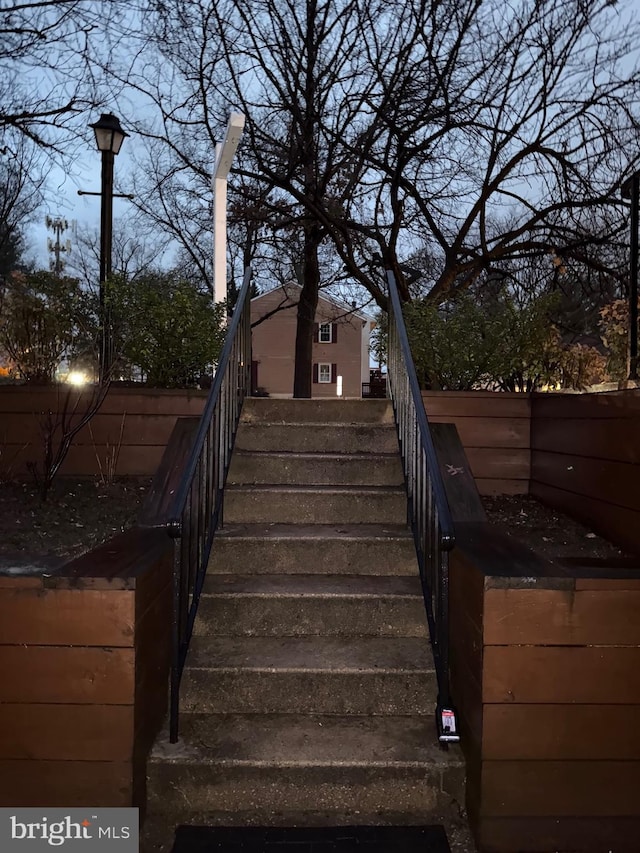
[0,139,48,280]
[346,0,640,301]
[0,1,128,155]
[114,0,640,394]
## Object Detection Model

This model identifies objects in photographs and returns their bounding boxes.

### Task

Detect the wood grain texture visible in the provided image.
[422,392,531,419]
[482,704,640,760]
[483,587,640,645]
[482,760,640,817]
[134,577,171,749]
[465,447,530,480]
[52,527,173,586]
[531,480,640,557]
[139,417,199,526]
[428,416,531,449]
[532,415,640,463]
[0,704,134,761]
[454,522,553,582]
[0,412,181,447]
[483,646,640,704]
[0,646,134,704]
[0,386,207,415]
[0,587,135,646]
[0,759,132,807]
[431,422,487,523]
[532,389,640,419]
[0,387,207,476]
[476,816,640,853]
[531,450,639,511]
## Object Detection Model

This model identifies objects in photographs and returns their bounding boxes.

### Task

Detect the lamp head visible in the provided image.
[214,112,245,180]
[90,113,128,155]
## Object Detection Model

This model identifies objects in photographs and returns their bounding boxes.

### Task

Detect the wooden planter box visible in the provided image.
[451,524,640,852]
[0,528,172,809]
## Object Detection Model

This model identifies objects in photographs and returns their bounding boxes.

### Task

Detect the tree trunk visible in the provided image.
[293,224,321,398]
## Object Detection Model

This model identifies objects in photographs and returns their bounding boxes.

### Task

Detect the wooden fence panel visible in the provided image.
[423,392,531,494]
[0,387,207,477]
[531,389,640,555]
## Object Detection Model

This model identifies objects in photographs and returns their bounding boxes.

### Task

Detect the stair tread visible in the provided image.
[150,714,460,768]
[239,421,396,427]
[202,574,422,598]
[214,523,414,541]
[186,636,433,672]
[241,399,394,426]
[225,484,405,494]
[232,450,400,459]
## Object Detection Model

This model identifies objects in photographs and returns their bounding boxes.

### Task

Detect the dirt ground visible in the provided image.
[482,492,633,562]
[0,477,152,571]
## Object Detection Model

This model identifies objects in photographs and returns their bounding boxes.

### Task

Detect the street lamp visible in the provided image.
[212,112,245,308]
[88,113,128,381]
[621,171,639,380]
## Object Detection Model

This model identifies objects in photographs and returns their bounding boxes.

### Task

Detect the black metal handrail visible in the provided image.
[385,269,459,744]
[166,266,252,742]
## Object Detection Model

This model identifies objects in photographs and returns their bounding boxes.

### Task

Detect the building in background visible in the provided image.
[250,283,374,398]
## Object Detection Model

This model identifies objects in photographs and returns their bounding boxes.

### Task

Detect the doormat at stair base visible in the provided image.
[171,824,451,853]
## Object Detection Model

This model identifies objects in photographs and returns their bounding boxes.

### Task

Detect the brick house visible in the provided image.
[250,283,374,398]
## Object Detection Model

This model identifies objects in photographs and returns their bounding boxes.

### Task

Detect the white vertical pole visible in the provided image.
[212,112,245,307]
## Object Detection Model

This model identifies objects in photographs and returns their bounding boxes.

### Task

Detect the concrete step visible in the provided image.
[227,450,404,486]
[147,713,464,818]
[208,524,418,576]
[180,635,436,715]
[242,397,394,424]
[224,485,407,525]
[234,422,399,454]
[193,574,428,638]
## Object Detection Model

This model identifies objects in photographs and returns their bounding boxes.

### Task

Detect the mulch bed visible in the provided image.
[0,477,152,571]
[481,493,633,563]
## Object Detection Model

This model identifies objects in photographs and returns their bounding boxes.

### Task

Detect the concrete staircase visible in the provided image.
[146,398,464,829]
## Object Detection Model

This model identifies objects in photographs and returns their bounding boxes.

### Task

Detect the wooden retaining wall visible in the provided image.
[422,392,531,495]
[0,387,207,478]
[450,524,640,852]
[0,387,532,492]
[0,528,172,809]
[531,389,640,556]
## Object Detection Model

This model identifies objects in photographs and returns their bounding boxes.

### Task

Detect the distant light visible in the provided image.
[67,371,88,386]
[337,375,343,397]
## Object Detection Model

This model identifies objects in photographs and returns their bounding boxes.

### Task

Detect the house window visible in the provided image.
[313,362,337,384]
[318,363,332,383]
[319,322,332,343]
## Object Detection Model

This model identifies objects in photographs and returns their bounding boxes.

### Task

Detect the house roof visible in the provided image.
[251,282,373,322]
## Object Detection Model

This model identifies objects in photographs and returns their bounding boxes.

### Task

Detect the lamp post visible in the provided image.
[212,112,245,309]
[621,171,639,380]
[88,113,128,381]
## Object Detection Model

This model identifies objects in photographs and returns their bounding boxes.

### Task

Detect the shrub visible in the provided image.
[0,270,94,383]
[599,297,637,381]
[110,272,226,387]
[403,289,605,391]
